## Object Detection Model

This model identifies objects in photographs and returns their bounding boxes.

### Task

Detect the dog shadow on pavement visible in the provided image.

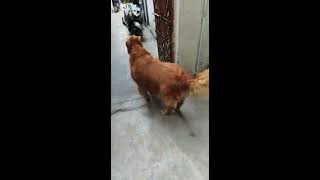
[144,96,196,137]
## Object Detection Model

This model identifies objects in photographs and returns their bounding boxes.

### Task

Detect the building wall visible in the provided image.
[197,1,209,72]
[145,0,156,37]
[174,0,209,74]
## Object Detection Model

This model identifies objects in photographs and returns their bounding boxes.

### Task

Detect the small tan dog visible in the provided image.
[126,35,208,115]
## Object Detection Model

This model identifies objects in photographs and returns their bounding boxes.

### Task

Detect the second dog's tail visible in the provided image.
[188,69,209,97]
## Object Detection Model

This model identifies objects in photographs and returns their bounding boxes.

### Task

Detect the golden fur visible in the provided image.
[126,35,208,114]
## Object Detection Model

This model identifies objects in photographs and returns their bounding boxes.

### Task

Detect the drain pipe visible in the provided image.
[195,0,208,74]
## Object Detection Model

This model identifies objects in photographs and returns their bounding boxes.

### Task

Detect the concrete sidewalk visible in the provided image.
[111,9,209,180]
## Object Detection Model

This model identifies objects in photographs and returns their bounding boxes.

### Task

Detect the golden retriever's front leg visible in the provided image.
[138,86,151,102]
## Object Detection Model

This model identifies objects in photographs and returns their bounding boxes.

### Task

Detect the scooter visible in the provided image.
[122,2,144,38]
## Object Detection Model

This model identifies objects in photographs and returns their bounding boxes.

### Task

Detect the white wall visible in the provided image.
[197,0,209,72]
[145,0,156,37]
[174,0,209,74]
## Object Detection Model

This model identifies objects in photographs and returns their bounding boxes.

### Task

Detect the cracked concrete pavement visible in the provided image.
[111,9,209,180]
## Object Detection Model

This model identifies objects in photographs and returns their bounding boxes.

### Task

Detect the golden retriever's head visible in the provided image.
[126,35,142,54]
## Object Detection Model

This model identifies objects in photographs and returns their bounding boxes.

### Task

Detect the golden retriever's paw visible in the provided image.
[161,109,170,115]
[161,108,174,115]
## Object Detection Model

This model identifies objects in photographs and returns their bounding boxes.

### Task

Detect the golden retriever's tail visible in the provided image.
[188,69,209,97]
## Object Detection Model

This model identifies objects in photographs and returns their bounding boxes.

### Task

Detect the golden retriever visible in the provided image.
[126,35,208,115]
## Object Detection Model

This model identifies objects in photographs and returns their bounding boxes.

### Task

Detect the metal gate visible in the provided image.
[153,0,174,62]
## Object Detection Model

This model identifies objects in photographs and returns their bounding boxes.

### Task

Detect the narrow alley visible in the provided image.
[111,6,209,180]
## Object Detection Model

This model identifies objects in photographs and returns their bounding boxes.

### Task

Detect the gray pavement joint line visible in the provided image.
[111,96,144,106]
[111,103,147,117]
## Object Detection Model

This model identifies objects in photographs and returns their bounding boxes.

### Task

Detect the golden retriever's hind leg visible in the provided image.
[176,98,185,112]
[161,99,178,115]
[138,87,151,102]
